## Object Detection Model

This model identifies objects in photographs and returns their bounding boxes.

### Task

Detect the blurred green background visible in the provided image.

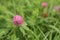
[0,0,60,40]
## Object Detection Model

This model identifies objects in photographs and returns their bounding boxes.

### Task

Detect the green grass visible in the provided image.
[0,0,60,40]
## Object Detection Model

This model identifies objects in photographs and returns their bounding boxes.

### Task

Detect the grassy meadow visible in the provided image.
[0,0,60,40]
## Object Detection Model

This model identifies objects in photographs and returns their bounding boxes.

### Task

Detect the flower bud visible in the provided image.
[42,2,47,8]
[53,6,60,12]
[42,12,48,17]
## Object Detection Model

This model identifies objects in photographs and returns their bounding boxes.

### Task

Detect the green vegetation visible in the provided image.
[0,0,60,40]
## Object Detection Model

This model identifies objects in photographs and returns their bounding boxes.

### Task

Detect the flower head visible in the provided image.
[42,2,47,8]
[53,6,60,12]
[13,15,24,26]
